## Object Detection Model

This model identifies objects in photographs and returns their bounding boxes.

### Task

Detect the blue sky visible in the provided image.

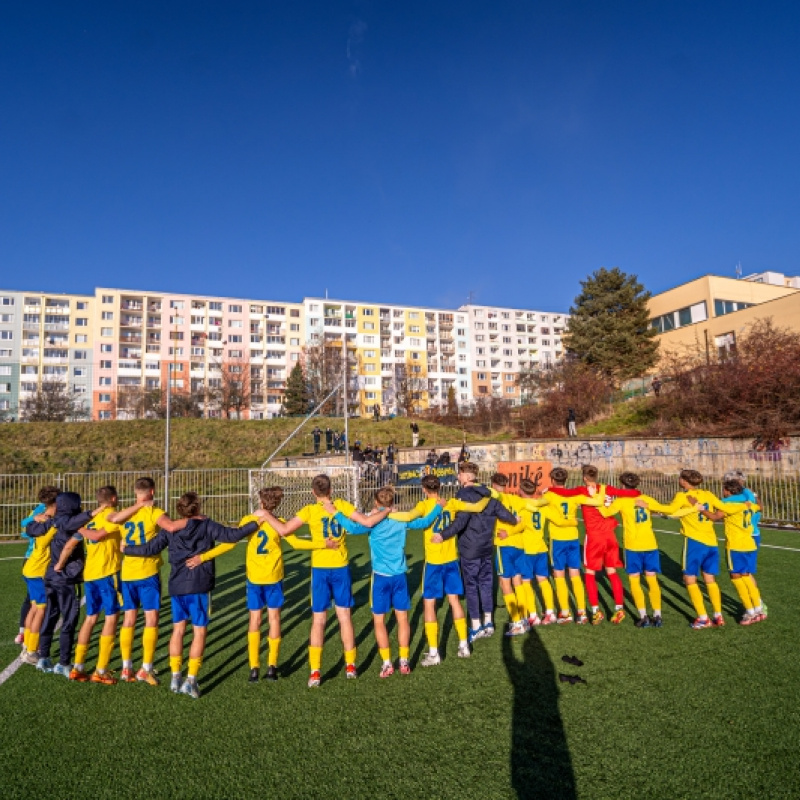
[1,2,798,312]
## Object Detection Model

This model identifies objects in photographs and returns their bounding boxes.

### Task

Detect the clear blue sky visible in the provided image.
[1,2,798,311]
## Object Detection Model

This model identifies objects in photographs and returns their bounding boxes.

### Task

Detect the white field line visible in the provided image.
[0,556,25,561]
[653,528,800,553]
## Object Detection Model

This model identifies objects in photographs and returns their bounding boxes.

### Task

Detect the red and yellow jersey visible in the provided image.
[22,526,57,579]
[83,507,122,582]
[121,505,167,581]
[296,499,356,569]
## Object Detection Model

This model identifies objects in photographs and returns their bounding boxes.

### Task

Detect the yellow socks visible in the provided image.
[23,629,31,651]
[188,657,202,678]
[74,643,89,670]
[453,618,468,644]
[745,575,762,609]
[731,577,751,610]
[521,582,537,617]
[538,580,555,613]
[248,631,261,669]
[120,626,134,666]
[399,646,409,661]
[142,626,158,668]
[169,655,183,675]
[344,647,357,667]
[425,622,438,650]
[629,575,646,612]
[379,647,391,663]
[646,575,662,615]
[503,592,520,623]
[555,576,570,614]
[687,583,707,617]
[28,631,40,654]
[309,645,322,672]
[570,575,586,612]
[514,585,528,619]
[268,637,281,668]
[97,635,115,672]
[707,582,722,616]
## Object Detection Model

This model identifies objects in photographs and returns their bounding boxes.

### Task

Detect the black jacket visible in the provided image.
[27,492,91,586]
[123,517,258,596]
[439,484,517,560]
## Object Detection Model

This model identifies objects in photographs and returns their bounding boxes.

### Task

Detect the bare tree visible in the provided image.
[19,379,89,422]
[304,341,343,414]
[393,364,427,417]
[217,357,252,419]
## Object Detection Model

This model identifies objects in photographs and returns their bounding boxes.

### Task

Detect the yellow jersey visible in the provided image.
[491,490,525,548]
[22,526,57,579]
[121,505,167,581]
[518,504,553,555]
[601,495,673,552]
[659,490,724,547]
[719,501,760,552]
[526,492,600,542]
[83,508,123,582]
[295,499,356,569]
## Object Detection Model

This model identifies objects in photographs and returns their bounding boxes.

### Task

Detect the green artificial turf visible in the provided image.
[0,520,798,799]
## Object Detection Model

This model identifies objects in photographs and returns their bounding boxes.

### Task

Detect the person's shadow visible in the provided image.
[503,632,577,799]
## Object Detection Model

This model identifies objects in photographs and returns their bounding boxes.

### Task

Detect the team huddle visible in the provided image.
[15,462,765,699]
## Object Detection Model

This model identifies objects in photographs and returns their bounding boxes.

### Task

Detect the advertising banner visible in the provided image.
[395,462,459,486]
[496,461,553,495]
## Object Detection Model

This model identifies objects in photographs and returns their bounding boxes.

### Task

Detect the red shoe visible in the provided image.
[690,617,712,629]
[119,667,137,683]
[345,663,358,679]
[308,670,321,688]
[69,668,90,682]
[91,670,118,685]
[399,659,411,676]
[712,615,726,627]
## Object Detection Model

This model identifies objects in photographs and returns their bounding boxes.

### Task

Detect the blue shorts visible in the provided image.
[624,549,661,575]
[551,540,581,572]
[682,539,719,576]
[727,549,757,575]
[310,566,353,613]
[753,534,761,551]
[521,553,549,581]
[371,573,410,615]
[85,573,122,616]
[24,576,47,606]
[422,561,463,599]
[246,580,285,611]
[122,575,162,612]
[171,593,210,627]
[496,546,525,578]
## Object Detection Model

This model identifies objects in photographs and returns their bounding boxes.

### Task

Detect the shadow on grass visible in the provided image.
[502,632,576,800]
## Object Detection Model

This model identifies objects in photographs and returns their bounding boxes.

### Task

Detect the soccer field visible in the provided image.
[1,520,798,800]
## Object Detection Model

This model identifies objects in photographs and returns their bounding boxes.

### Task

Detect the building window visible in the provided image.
[100,344,112,353]
[714,299,753,317]
[102,311,114,320]
[75,335,87,343]
[0,331,12,340]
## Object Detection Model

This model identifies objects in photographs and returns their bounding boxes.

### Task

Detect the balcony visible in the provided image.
[43,323,70,332]
[146,345,161,354]
[119,334,142,344]
[121,301,143,311]
[23,322,40,331]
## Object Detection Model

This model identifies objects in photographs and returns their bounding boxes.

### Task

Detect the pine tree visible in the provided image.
[563,267,659,384]
[283,362,309,416]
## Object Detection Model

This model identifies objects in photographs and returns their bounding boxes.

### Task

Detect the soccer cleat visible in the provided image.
[308,670,321,688]
[634,616,652,629]
[541,612,558,626]
[457,643,471,659]
[91,670,118,686]
[69,668,90,682]
[467,626,484,644]
[528,614,542,627]
[591,610,605,625]
[136,667,160,686]
[345,664,358,679]
[265,666,279,682]
[610,609,626,625]
[379,662,395,679]
[752,612,767,623]
[14,633,24,646]
[22,651,39,666]
[712,615,726,627]
[483,622,496,637]
[36,657,54,673]
[170,674,182,693]
[399,659,411,675]
[420,651,442,667]
[576,612,589,626]
[249,668,260,683]
[504,621,527,637]
[760,603,768,618]
[651,615,663,628]
[179,677,200,699]
[739,613,756,626]
[557,613,573,625]
[690,617,712,629]
[53,663,71,678]
[119,667,137,683]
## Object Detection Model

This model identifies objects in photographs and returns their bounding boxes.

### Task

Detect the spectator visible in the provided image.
[652,376,662,397]
[373,403,380,422]
[458,443,470,464]
[325,427,333,452]
[312,426,322,455]
[386,442,397,465]
[426,448,437,466]
[437,451,451,466]
[410,421,420,448]
[567,409,577,438]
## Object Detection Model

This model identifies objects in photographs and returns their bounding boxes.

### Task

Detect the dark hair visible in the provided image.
[679,469,703,487]
[311,474,331,498]
[37,485,60,506]
[723,479,744,495]
[550,467,568,485]
[458,462,479,477]
[176,492,202,518]
[258,486,284,512]
[520,478,537,496]
[96,485,118,504]
[421,475,440,492]
[491,473,508,488]
[375,486,395,507]
[582,465,599,481]
[134,477,156,493]
[619,472,640,489]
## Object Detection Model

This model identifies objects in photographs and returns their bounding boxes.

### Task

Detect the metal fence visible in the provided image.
[2,459,799,540]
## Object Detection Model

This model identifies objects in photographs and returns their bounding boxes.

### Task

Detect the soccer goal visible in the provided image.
[248,465,362,517]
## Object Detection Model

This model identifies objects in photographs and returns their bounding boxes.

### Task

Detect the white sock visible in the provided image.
[123,660,133,669]
[471,619,481,630]
[142,663,152,671]
[74,663,84,671]
[653,610,662,618]
[638,610,647,619]
[429,647,438,656]
[483,613,492,625]
[615,604,623,610]
[458,640,467,647]
[591,606,599,613]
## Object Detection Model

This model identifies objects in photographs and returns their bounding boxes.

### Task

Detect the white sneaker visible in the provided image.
[528,614,542,627]
[457,642,471,658]
[504,621,527,637]
[420,652,441,667]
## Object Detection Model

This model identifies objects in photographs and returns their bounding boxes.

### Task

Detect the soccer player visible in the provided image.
[517,478,557,626]
[391,474,488,666]
[656,469,730,629]
[53,486,123,684]
[20,486,60,666]
[691,479,763,625]
[549,465,639,625]
[257,474,361,688]
[327,487,444,677]
[489,474,529,637]
[122,491,263,699]
[432,462,518,642]
[17,493,52,650]
[190,486,335,683]
[599,472,676,627]
[107,477,183,685]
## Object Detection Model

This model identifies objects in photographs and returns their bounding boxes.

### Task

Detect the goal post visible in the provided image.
[248,465,361,517]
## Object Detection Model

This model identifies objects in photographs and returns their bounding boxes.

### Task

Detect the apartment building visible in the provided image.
[0,290,94,419]
[459,303,567,405]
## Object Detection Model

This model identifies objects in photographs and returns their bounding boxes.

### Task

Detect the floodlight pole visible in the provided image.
[342,337,350,467]
[164,366,171,513]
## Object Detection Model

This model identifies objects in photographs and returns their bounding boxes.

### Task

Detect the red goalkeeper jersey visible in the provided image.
[547,484,639,537]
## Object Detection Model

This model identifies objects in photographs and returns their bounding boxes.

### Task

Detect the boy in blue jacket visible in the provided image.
[122,491,265,699]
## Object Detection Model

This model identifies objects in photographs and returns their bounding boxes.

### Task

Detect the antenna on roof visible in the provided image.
[735,262,742,279]
[467,291,475,305]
